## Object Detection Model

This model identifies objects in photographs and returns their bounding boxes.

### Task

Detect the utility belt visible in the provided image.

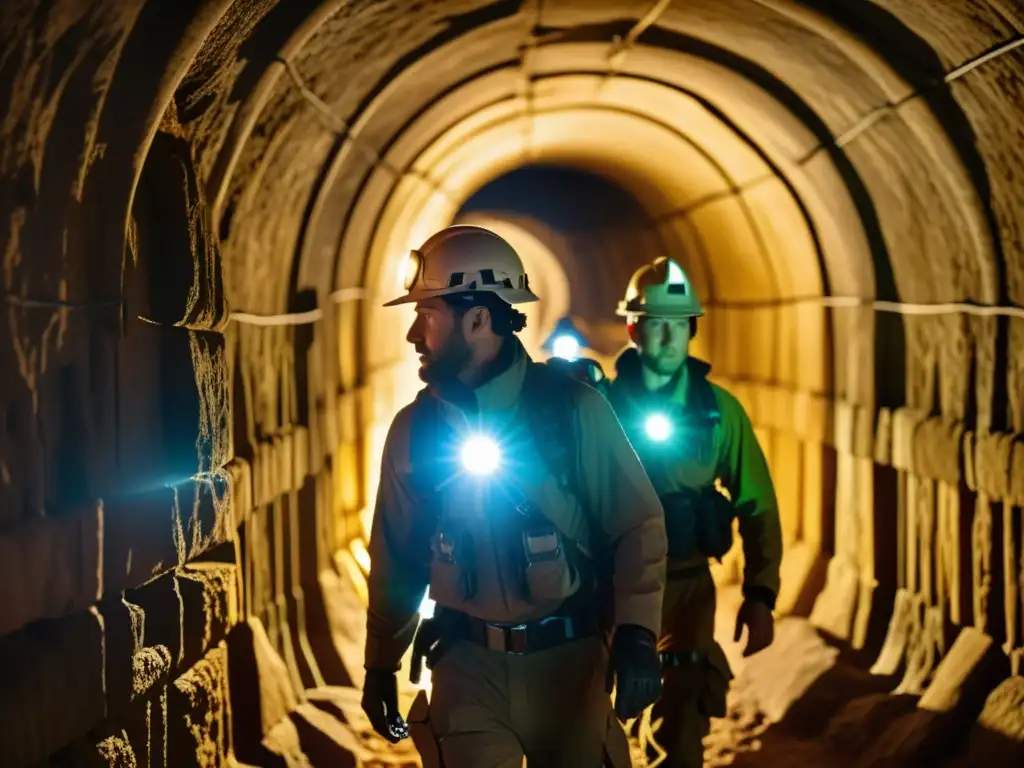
[660,649,705,668]
[411,605,601,682]
[462,608,602,654]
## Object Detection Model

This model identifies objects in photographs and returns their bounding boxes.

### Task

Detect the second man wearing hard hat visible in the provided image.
[361,225,668,767]
[606,257,784,768]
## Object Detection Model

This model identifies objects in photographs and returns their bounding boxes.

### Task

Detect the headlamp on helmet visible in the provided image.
[543,316,589,362]
[400,250,423,291]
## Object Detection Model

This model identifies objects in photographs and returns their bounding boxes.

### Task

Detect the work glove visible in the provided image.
[361,668,410,743]
[735,588,776,657]
[605,624,662,721]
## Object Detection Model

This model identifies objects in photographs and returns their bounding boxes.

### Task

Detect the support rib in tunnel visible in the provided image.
[2,1,1024,766]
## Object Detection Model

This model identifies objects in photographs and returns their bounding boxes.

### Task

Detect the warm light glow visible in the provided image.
[552,334,581,361]
[645,413,673,443]
[350,538,372,574]
[419,594,435,619]
[667,260,686,285]
[398,250,421,290]
[460,435,501,476]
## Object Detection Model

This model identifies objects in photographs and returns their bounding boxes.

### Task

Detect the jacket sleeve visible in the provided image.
[364,407,432,671]
[714,386,783,598]
[576,386,667,638]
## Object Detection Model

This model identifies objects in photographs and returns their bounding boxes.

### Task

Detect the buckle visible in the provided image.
[484,623,530,654]
[507,624,529,654]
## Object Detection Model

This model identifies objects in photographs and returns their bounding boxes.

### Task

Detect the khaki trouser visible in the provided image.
[649,567,732,768]
[428,635,613,768]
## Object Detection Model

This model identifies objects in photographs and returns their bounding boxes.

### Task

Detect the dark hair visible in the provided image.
[442,292,528,337]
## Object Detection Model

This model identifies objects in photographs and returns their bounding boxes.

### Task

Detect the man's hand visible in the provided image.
[361,668,410,743]
[733,598,774,657]
[605,624,663,721]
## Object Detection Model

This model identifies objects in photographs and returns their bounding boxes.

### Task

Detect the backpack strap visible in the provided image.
[407,392,458,525]
[521,361,582,502]
[519,362,604,596]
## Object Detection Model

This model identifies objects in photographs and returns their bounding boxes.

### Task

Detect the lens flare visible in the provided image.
[645,413,673,443]
[551,333,581,361]
[460,435,501,476]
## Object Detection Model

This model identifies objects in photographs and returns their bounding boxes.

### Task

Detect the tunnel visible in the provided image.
[2,0,1024,765]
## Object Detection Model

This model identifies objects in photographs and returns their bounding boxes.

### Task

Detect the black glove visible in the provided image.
[605,624,662,721]
[361,668,410,743]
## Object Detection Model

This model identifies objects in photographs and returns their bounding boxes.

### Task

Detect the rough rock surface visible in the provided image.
[3,2,1024,766]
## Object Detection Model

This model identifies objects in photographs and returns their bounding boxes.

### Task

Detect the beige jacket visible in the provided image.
[364,341,667,671]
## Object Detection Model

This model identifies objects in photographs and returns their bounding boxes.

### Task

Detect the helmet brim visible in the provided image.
[384,285,540,307]
[616,302,704,318]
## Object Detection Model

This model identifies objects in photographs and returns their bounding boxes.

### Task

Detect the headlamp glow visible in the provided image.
[644,413,673,443]
[400,250,422,290]
[551,333,581,361]
[460,434,501,476]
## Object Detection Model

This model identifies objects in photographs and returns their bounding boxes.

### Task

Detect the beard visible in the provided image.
[417,329,472,384]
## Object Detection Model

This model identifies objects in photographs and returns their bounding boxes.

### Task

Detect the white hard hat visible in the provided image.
[383,225,539,307]
[616,257,703,318]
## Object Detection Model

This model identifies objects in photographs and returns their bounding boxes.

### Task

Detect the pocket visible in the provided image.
[663,495,698,560]
[429,528,477,604]
[522,529,578,602]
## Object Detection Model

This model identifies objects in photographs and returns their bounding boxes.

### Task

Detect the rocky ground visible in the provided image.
[244,576,1023,767]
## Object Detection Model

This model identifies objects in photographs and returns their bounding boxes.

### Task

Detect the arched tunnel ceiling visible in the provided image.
[0,0,1019,417]
[5,2,1024,765]
[190,0,1011,320]
[160,0,1022,416]
[1,0,1021,444]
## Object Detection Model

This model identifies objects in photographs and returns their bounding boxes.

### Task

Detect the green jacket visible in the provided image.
[607,348,782,600]
[364,339,668,671]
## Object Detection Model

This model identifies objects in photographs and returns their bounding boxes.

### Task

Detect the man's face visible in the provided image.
[406,298,472,383]
[636,315,690,376]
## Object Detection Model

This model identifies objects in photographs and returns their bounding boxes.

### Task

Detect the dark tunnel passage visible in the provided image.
[1,1,1024,766]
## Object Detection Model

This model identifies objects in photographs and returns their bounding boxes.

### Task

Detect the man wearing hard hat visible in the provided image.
[360,225,668,767]
[606,257,783,768]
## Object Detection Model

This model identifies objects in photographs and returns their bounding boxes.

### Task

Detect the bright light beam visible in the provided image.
[460,435,501,476]
[645,413,673,443]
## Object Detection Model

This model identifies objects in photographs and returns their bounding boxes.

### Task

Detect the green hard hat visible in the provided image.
[616,257,703,319]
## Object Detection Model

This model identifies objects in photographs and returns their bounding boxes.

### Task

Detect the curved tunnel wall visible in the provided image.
[1,0,1024,764]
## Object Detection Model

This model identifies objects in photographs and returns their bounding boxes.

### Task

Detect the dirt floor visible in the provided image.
[251,576,1023,768]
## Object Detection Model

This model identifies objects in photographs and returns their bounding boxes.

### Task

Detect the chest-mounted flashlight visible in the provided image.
[644,413,674,443]
[460,434,501,476]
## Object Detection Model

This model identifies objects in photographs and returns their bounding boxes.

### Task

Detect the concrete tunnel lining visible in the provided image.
[4,0,1024,763]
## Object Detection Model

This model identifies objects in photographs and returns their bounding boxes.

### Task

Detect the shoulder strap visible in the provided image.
[521,362,581,500]
[685,359,721,428]
[408,392,453,504]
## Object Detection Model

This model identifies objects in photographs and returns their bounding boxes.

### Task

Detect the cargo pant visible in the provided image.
[650,567,733,768]
[426,635,615,768]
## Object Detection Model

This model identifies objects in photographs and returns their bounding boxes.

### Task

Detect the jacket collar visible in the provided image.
[429,337,529,414]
